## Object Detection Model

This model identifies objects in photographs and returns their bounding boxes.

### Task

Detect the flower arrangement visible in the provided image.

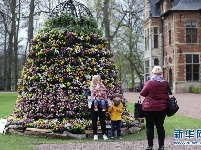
[7,13,138,134]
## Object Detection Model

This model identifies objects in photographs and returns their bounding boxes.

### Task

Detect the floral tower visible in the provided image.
[7,0,137,134]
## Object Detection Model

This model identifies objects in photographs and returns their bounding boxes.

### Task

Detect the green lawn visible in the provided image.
[0,93,17,118]
[0,93,201,150]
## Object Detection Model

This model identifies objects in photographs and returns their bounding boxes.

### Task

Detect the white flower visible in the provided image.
[43,72,47,76]
[65,123,72,130]
[37,73,41,77]
[67,47,73,51]
[54,49,59,54]
[60,83,66,88]
[78,36,84,40]
[85,75,91,80]
[21,91,27,97]
[77,81,82,86]
[99,58,104,63]
[29,87,33,91]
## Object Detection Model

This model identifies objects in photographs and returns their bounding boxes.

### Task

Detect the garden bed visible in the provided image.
[5,123,144,139]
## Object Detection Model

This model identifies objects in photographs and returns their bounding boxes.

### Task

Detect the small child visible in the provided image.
[108,93,123,139]
[92,83,107,111]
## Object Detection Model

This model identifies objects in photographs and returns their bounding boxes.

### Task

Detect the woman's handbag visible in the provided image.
[167,96,179,117]
[134,96,144,118]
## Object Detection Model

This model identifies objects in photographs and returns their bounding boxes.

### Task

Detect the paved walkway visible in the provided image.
[123,92,201,119]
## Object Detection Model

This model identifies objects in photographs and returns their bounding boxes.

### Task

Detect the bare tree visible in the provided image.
[0,0,64,91]
[13,0,21,90]
[113,0,144,89]
[28,0,35,51]
[87,0,126,50]
[4,0,17,90]
[103,0,110,49]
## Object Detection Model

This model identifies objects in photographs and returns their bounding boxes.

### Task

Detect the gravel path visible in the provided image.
[36,92,201,150]
[36,138,201,150]
[124,92,201,119]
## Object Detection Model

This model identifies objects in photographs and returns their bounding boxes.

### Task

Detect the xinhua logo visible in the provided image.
[174,129,201,145]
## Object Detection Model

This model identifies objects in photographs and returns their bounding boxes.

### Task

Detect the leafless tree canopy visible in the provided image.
[0,0,144,91]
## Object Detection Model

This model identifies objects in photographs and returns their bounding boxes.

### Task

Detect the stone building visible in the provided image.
[143,0,201,93]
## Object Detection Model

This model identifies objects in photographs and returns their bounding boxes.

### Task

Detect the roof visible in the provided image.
[150,0,160,17]
[171,0,201,10]
[156,0,180,6]
[151,0,180,17]
[173,0,180,6]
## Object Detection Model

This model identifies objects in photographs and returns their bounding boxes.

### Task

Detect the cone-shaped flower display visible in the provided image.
[7,2,138,134]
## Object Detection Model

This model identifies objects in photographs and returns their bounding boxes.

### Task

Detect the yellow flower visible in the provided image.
[94,68,97,72]
[54,75,58,79]
[35,44,39,49]
[91,58,96,65]
[85,36,90,41]
[30,76,35,80]
[28,94,33,98]
[114,64,118,69]
[67,82,71,86]
[66,68,71,72]
[108,83,113,88]
[74,45,79,50]
[59,77,64,83]
[86,80,90,86]
[59,33,62,37]
[41,65,47,70]
[78,57,83,61]
[79,71,83,76]
[73,32,78,37]
[16,97,21,103]
[48,73,52,77]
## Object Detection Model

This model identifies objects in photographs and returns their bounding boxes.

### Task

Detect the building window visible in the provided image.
[186,20,197,43]
[154,58,159,66]
[153,27,158,48]
[145,60,149,73]
[145,29,149,50]
[145,30,147,50]
[0,13,3,22]
[168,22,171,45]
[186,54,199,81]
[145,60,149,81]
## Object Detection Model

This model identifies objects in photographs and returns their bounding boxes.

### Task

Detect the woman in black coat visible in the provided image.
[86,75,111,140]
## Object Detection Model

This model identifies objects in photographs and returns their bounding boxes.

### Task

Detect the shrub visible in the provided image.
[189,86,201,94]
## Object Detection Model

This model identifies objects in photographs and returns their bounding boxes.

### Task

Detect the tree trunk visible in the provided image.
[14,17,20,90]
[28,0,35,51]
[130,64,135,91]
[103,0,110,50]
[6,0,16,90]
[13,0,22,91]
[3,32,7,91]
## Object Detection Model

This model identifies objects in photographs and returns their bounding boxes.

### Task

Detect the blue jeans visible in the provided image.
[94,99,106,109]
[110,120,122,137]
